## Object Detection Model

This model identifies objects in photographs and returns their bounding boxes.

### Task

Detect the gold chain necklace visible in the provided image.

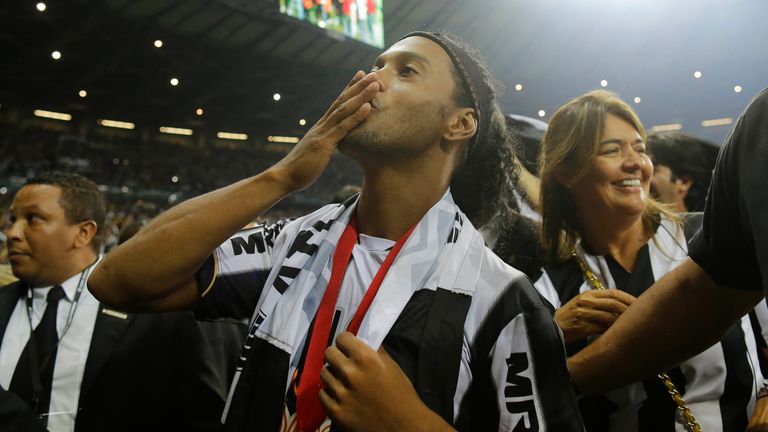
[571,250,702,432]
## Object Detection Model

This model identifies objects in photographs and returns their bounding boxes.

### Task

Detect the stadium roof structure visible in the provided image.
[2,0,767,146]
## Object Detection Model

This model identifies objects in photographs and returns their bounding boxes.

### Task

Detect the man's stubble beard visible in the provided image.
[338,102,445,162]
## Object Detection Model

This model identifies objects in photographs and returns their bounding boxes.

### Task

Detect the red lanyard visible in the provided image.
[296,216,416,432]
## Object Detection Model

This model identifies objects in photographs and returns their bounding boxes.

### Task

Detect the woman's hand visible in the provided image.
[555,289,636,343]
[749,395,768,431]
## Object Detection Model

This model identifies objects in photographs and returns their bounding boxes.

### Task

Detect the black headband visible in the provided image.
[398,31,492,156]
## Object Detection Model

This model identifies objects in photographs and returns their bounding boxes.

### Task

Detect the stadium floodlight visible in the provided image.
[34,109,71,121]
[99,119,135,129]
[267,135,300,144]
[159,126,193,136]
[650,123,683,132]
[217,132,248,140]
[701,118,733,127]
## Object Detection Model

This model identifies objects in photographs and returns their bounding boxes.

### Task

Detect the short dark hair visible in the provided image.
[647,132,719,212]
[428,32,519,228]
[25,172,106,252]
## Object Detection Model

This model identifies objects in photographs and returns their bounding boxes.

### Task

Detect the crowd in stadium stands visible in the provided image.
[0,127,363,235]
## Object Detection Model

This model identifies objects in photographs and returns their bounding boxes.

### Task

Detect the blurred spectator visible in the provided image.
[647,132,719,212]
[0,232,17,286]
[505,114,547,217]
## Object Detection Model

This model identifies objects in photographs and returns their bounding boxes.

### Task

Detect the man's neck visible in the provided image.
[29,252,98,288]
[356,159,452,241]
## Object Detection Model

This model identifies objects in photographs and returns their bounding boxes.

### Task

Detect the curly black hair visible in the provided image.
[433,32,520,228]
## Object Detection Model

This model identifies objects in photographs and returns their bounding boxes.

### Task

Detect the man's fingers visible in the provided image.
[334,331,365,358]
[322,72,376,121]
[324,103,373,143]
[346,70,366,89]
[325,345,348,370]
[325,81,378,126]
[320,365,342,399]
[319,388,338,413]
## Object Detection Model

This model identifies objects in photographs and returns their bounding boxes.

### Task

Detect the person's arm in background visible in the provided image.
[569,258,763,394]
[89,71,379,312]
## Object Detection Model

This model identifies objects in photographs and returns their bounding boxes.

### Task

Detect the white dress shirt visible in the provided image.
[0,263,101,432]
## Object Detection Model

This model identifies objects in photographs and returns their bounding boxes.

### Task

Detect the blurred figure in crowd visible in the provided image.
[647,132,719,212]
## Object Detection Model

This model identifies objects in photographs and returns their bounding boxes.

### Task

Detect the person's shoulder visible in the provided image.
[473,249,551,315]
[0,264,18,287]
[0,280,24,298]
[540,258,581,289]
[733,87,768,139]
[275,200,355,236]
[751,87,768,106]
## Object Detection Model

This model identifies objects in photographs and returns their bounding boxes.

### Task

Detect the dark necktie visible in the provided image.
[9,286,66,423]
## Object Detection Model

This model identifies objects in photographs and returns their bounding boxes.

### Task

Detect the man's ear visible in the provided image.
[677,175,693,198]
[443,108,477,143]
[73,220,98,250]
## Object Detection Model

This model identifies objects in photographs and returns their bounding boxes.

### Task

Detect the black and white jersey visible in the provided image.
[195,191,584,431]
[535,216,763,432]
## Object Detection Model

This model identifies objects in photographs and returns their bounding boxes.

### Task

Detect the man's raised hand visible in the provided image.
[272,71,379,193]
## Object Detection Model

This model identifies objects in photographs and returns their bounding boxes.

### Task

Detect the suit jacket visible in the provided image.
[0,281,226,432]
[0,385,46,432]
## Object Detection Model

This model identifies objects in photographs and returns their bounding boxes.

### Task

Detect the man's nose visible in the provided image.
[4,220,23,241]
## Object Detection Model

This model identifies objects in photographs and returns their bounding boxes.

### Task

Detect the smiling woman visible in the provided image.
[532,90,765,432]
[538,90,670,264]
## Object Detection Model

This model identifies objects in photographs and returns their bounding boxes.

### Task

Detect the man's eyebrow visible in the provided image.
[374,50,432,67]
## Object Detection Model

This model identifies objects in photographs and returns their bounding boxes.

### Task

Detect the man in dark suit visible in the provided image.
[0,172,225,431]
